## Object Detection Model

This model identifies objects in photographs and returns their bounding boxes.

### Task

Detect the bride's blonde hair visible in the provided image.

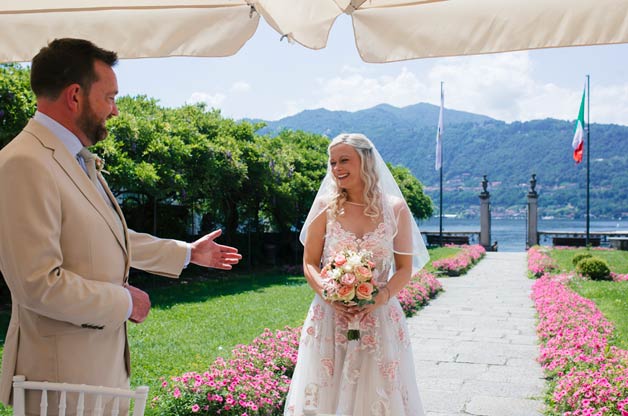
[328,133,381,220]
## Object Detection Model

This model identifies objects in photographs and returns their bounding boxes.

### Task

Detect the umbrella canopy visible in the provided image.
[1,0,628,63]
[0,0,260,62]
[257,0,628,62]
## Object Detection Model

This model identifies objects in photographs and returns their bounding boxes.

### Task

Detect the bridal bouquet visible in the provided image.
[320,249,378,340]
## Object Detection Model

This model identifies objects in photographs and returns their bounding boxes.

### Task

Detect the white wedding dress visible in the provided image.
[284,217,425,416]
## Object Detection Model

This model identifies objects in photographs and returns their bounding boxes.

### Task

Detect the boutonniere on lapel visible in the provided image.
[94,155,109,175]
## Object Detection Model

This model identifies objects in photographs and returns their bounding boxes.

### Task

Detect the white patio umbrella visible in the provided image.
[255,0,628,62]
[1,0,628,63]
[0,0,261,63]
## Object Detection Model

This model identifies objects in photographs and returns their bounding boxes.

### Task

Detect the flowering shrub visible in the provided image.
[153,270,442,415]
[397,270,443,317]
[527,246,558,278]
[432,244,486,276]
[532,274,628,415]
[576,257,612,281]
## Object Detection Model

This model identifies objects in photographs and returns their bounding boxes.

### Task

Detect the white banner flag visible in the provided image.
[435,84,444,170]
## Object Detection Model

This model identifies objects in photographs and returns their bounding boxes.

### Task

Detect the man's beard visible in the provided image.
[77,98,108,145]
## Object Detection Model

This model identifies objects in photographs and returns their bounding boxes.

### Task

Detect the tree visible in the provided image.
[261,130,329,233]
[388,163,433,220]
[95,96,192,236]
[0,64,35,149]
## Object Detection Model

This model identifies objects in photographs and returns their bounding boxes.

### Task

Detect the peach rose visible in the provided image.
[356,282,374,300]
[337,284,355,302]
[355,266,372,282]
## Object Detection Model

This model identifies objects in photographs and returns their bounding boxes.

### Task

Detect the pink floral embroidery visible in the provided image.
[361,334,377,351]
[362,314,377,329]
[335,332,348,344]
[311,304,324,321]
[398,327,405,342]
[320,358,334,377]
[306,326,315,337]
[379,361,399,381]
[389,307,402,323]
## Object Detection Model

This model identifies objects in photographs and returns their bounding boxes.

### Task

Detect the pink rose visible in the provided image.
[341,273,356,285]
[323,279,339,296]
[367,260,376,269]
[334,253,347,266]
[337,284,355,302]
[355,266,372,281]
[356,282,374,300]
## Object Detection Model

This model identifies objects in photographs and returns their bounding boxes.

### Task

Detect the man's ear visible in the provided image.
[61,84,82,113]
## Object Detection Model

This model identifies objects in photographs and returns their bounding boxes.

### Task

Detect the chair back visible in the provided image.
[12,375,149,416]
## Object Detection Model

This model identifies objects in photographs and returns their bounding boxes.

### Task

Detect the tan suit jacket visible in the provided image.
[0,119,188,414]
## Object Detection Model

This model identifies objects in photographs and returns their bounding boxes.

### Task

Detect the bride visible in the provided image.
[284,133,429,416]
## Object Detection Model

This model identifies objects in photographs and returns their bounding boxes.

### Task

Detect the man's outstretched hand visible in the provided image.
[190,229,242,270]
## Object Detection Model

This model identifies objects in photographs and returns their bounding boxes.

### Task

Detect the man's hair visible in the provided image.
[30,38,118,99]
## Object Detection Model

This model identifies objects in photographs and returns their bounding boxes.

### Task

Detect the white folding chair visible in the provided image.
[12,375,149,416]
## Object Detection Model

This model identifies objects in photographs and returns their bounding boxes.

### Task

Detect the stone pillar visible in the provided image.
[527,174,539,248]
[479,175,492,250]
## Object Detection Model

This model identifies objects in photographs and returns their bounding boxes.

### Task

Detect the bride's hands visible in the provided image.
[326,299,360,321]
[324,287,390,321]
[355,287,390,322]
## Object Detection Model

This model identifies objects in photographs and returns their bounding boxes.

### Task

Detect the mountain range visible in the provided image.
[254,103,628,219]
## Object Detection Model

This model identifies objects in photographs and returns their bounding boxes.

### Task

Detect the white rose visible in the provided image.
[348,254,362,268]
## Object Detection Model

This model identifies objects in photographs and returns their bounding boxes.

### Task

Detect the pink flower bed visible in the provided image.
[432,244,486,276]
[611,272,628,282]
[154,271,441,415]
[154,327,299,415]
[528,246,558,278]
[532,273,628,415]
[397,270,442,317]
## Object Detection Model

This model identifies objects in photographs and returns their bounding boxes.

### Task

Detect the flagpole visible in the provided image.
[439,82,444,247]
[586,74,590,245]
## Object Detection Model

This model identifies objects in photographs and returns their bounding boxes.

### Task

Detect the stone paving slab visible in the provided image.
[409,252,546,415]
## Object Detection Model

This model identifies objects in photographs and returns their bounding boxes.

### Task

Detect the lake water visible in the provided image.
[418,217,628,252]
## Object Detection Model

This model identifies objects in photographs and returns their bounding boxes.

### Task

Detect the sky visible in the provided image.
[114,15,628,126]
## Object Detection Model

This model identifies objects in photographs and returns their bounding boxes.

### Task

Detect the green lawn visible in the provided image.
[550,248,628,274]
[548,248,628,350]
[0,247,458,415]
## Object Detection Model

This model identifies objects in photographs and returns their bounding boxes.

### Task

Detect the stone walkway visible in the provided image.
[408,252,546,416]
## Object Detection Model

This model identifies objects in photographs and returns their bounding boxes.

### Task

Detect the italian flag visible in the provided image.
[572,87,585,164]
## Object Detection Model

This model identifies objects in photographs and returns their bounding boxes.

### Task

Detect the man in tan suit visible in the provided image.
[0,38,242,415]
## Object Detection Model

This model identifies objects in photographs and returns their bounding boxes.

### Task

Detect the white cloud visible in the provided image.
[231,81,251,92]
[428,53,628,124]
[314,67,429,112]
[187,92,226,108]
[303,52,628,125]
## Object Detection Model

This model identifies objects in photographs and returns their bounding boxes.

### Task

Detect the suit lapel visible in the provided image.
[24,120,128,255]
[98,173,132,276]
